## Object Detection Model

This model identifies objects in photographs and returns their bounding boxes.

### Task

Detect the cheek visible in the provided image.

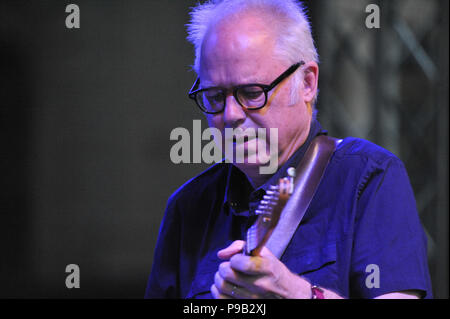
[262,107,308,147]
[206,116,226,146]
[206,115,223,130]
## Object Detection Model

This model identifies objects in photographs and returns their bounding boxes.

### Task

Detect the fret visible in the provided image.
[244,168,295,256]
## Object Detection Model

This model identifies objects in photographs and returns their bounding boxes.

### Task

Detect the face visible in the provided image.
[199,15,314,178]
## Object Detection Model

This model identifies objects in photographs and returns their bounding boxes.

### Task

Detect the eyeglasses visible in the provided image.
[188,61,305,114]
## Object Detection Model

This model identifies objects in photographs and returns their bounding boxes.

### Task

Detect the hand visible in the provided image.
[210,240,310,299]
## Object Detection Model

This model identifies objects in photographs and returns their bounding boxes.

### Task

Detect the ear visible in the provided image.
[301,61,319,105]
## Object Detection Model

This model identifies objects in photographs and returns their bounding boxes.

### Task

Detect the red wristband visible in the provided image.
[311,285,325,299]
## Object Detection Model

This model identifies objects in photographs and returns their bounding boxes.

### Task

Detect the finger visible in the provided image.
[223,284,253,299]
[229,254,272,276]
[217,260,263,296]
[214,269,227,290]
[214,274,255,299]
[210,284,231,299]
[259,246,278,260]
[218,261,253,287]
[229,252,290,298]
[217,240,245,260]
[216,264,259,298]
[214,271,235,298]
[217,258,286,298]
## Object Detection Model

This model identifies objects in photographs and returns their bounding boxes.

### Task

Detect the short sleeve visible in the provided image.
[144,195,181,298]
[350,158,432,298]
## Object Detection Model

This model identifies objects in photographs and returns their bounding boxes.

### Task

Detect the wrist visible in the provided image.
[282,271,344,299]
[282,271,313,299]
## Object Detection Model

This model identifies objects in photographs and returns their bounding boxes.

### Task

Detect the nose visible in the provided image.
[223,94,246,128]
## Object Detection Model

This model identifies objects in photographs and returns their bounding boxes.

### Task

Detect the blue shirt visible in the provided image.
[145,120,432,299]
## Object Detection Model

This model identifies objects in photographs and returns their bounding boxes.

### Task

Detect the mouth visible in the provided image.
[233,136,250,144]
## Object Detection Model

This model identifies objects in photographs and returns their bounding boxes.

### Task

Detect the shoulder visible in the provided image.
[334,137,402,166]
[167,163,230,208]
[327,137,410,199]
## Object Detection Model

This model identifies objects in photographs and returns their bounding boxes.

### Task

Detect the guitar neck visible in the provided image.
[245,215,275,256]
[244,178,292,256]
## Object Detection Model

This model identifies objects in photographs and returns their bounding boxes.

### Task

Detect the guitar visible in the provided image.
[244,167,296,256]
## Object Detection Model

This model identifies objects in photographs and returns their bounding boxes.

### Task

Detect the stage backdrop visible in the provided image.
[0,0,447,298]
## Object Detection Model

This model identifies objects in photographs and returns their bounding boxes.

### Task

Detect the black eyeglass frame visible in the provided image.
[188,61,305,114]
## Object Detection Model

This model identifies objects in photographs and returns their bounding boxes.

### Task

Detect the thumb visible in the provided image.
[217,240,245,260]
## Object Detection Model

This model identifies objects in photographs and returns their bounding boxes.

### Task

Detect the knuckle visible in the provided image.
[210,284,217,298]
[247,256,264,273]
[219,262,231,278]
[219,261,228,273]
[252,277,267,290]
[254,281,275,297]
[214,271,224,289]
[232,240,244,248]
[253,258,263,272]
[230,254,250,272]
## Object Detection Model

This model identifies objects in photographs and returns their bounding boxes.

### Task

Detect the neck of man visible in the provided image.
[235,119,312,189]
[235,163,272,189]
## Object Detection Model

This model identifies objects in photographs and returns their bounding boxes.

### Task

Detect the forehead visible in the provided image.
[199,14,283,85]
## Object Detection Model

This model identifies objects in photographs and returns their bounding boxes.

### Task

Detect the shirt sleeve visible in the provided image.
[144,195,181,298]
[350,157,433,298]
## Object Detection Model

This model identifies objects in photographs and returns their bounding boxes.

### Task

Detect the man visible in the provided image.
[145,0,432,299]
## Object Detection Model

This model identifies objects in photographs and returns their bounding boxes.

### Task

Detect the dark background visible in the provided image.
[0,0,448,298]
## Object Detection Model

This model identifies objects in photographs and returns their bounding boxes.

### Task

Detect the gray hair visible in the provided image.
[186,0,319,110]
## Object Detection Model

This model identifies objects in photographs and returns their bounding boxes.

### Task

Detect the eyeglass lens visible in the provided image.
[197,85,266,112]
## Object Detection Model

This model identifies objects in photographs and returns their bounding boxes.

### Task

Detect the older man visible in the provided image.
[145,0,432,299]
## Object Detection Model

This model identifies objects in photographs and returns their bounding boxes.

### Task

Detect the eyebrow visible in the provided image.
[201,77,265,89]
